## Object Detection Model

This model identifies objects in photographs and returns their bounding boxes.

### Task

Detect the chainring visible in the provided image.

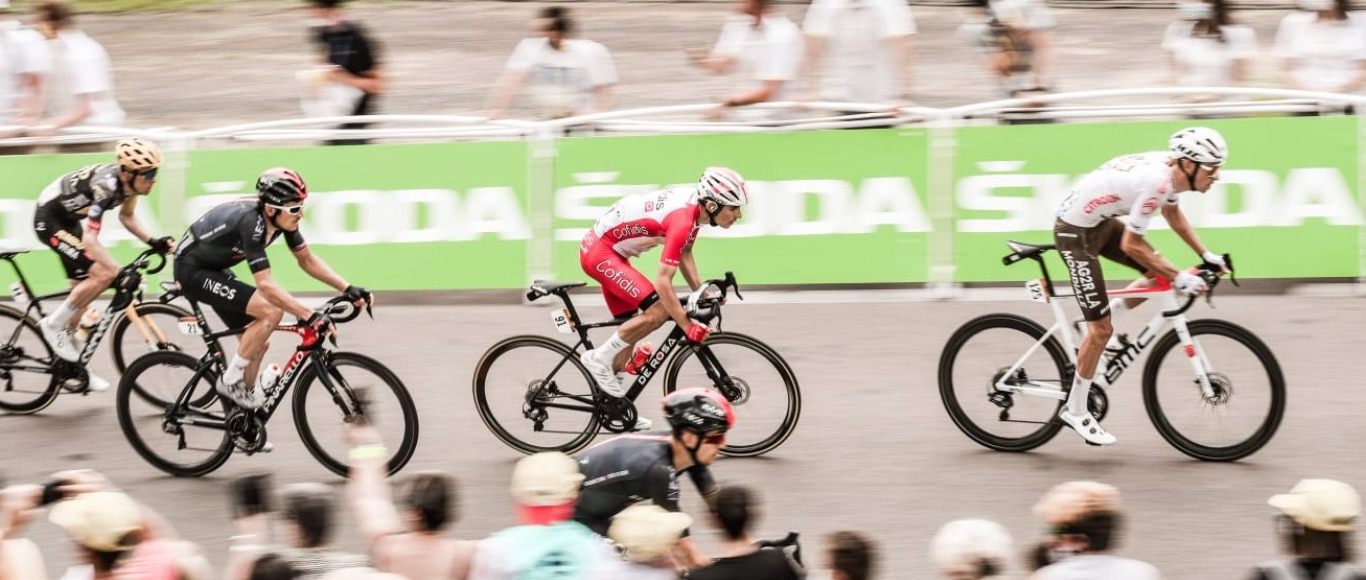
[597,395,638,433]
[226,410,269,453]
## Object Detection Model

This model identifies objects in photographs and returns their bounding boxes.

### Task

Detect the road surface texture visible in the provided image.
[1,291,1363,578]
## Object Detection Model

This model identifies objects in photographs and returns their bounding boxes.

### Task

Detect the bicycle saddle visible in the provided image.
[0,249,30,260]
[1003,240,1056,265]
[527,280,587,300]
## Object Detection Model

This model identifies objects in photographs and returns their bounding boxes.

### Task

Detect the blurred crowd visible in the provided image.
[2,426,1361,579]
[3,0,1366,143]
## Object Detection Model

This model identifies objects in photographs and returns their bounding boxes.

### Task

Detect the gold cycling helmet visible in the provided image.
[115,138,162,172]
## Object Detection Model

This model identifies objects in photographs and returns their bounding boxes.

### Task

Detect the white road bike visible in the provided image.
[938,240,1285,462]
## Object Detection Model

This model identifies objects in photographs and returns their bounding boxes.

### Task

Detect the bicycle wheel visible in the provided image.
[473,335,601,455]
[0,305,59,414]
[663,331,801,457]
[294,351,419,477]
[1143,319,1285,462]
[117,351,233,477]
[110,302,202,374]
[938,313,1070,452]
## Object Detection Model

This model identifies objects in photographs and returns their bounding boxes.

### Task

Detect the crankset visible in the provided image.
[1088,385,1110,422]
[597,395,639,434]
[226,409,269,454]
[54,360,89,394]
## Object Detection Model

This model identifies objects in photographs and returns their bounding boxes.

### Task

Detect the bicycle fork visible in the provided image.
[1168,318,1219,400]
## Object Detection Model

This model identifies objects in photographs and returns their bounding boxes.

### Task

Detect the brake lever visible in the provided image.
[365,302,374,320]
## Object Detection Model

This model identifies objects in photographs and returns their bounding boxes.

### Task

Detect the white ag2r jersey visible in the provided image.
[1056,151,1180,235]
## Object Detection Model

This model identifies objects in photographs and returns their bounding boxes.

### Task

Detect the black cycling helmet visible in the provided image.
[257,167,308,206]
[662,388,734,435]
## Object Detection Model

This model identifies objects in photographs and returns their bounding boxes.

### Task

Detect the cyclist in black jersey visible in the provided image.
[34,138,176,382]
[173,167,371,410]
[574,387,733,568]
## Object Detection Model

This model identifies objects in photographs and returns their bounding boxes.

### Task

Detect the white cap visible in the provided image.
[511,452,583,506]
[49,492,143,552]
[608,505,693,562]
[1269,479,1361,532]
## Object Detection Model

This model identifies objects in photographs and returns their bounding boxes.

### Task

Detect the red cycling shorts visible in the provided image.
[581,232,658,317]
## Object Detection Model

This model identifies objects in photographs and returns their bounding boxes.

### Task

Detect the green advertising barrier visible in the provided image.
[548,129,932,286]
[183,142,531,291]
[952,116,1363,282]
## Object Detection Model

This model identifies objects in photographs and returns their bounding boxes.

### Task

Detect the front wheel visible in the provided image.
[117,351,232,477]
[293,351,419,477]
[1143,319,1285,462]
[663,332,801,457]
[472,335,602,455]
[0,305,59,414]
[938,313,1070,452]
[110,302,202,375]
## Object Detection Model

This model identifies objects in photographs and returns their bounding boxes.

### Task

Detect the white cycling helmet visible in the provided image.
[697,166,748,207]
[1169,127,1228,166]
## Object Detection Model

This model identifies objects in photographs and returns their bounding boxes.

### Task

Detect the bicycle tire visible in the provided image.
[116,351,233,477]
[1142,319,1286,462]
[938,313,1070,452]
[294,351,419,477]
[472,335,602,455]
[110,302,196,373]
[663,331,801,457]
[0,304,60,414]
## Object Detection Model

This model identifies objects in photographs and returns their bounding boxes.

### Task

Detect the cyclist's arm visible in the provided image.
[293,245,351,294]
[251,270,314,321]
[679,249,702,292]
[118,197,155,247]
[654,264,692,330]
[674,537,710,569]
[1119,230,1180,282]
[80,218,119,272]
[1161,203,1212,260]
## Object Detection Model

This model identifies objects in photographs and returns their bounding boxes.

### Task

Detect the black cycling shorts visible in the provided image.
[34,210,91,281]
[1053,218,1148,322]
[173,263,257,330]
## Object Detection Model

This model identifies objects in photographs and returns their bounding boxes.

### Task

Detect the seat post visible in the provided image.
[1032,255,1059,296]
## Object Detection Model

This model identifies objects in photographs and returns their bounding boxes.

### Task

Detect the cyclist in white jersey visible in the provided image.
[1052,127,1230,446]
[577,167,747,430]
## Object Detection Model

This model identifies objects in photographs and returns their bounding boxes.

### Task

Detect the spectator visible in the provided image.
[466,451,616,579]
[960,0,1057,98]
[1030,481,1159,580]
[599,504,694,579]
[0,482,47,580]
[30,0,124,152]
[250,553,301,580]
[227,478,367,580]
[1273,0,1366,94]
[826,531,876,580]
[0,0,49,153]
[485,6,618,120]
[307,0,383,146]
[930,519,1013,580]
[801,0,916,106]
[1163,0,1257,103]
[686,0,802,120]
[686,486,803,580]
[1250,479,1364,579]
[345,422,475,579]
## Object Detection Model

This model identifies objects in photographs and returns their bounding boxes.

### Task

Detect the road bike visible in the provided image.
[938,240,1285,462]
[473,272,800,457]
[0,248,195,414]
[116,294,418,477]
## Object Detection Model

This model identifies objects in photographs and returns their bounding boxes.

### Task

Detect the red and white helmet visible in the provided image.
[697,167,748,207]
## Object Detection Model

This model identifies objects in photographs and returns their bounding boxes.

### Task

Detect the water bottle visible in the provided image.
[8,282,27,307]
[259,364,283,395]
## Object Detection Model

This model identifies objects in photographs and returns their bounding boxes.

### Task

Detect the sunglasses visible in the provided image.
[267,204,305,216]
[138,168,159,181]
[703,432,727,445]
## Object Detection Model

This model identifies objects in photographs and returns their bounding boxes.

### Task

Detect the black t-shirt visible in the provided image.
[176,197,306,273]
[1251,559,1366,580]
[572,433,717,536]
[686,549,803,580]
[315,21,378,77]
[35,163,131,225]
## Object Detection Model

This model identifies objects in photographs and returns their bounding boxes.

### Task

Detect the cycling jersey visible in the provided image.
[175,197,306,273]
[572,433,717,536]
[581,186,700,316]
[1056,152,1179,235]
[35,163,131,231]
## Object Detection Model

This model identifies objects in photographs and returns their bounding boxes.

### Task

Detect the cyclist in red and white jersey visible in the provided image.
[1053,127,1229,446]
[578,167,747,430]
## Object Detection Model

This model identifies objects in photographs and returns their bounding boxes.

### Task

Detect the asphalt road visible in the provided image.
[2,290,1364,578]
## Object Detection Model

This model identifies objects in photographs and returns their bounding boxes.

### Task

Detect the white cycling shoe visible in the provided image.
[1058,409,1116,446]
[86,371,110,393]
[40,316,79,362]
[580,350,627,398]
[216,377,262,410]
[631,417,653,431]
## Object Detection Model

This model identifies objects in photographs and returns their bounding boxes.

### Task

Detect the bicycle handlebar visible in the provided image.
[1161,253,1236,317]
[317,295,371,324]
[685,271,743,322]
[125,248,168,276]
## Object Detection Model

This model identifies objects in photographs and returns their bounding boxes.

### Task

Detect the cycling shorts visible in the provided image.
[1053,218,1148,322]
[173,262,257,330]
[34,209,91,281]
[580,232,660,318]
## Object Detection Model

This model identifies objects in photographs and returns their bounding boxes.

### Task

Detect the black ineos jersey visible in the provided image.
[572,433,717,536]
[176,197,306,273]
[35,163,131,225]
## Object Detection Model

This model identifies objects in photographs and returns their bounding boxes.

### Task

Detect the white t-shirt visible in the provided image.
[1274,11,1366,91]
[1163,22,1257,88]
[991,0,1056,31]
[1056,151,1179,234]
[1034,554,1161,580]
[803,0,916,103]
[505,37,617,118]
[45,29,125,126]
[712,12,803,101]
[0,20,49,123]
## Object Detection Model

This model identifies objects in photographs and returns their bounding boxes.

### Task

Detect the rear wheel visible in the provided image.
[0,305,59,414]
[472,336,601,455]
[117,351,232,477]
